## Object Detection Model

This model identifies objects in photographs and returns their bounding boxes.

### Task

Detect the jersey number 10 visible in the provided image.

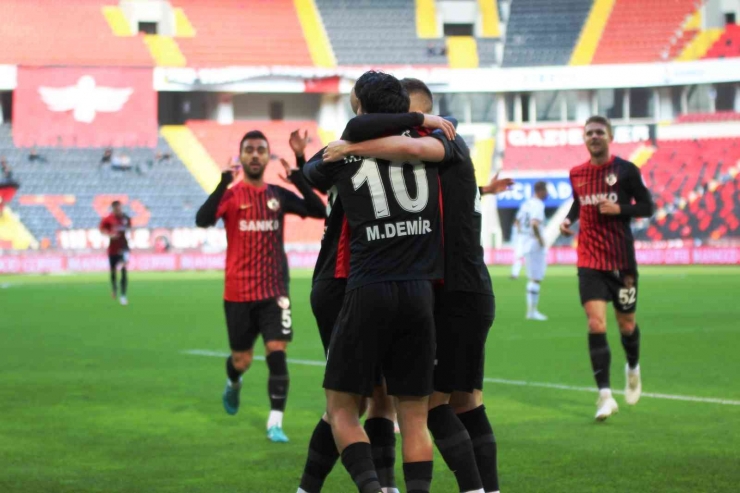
[352,159,429,220]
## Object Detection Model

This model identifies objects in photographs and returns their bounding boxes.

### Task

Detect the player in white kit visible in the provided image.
[520,181,549,321]
[511,210,526,279]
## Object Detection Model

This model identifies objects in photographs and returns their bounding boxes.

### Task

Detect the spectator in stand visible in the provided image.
[111,153,132,171]
[101,148,113,167]
[28,147,47,163]
[1,156,12,182]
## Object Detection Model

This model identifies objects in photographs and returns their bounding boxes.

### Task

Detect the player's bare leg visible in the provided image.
[223,348,253,415]
[265,340,290,442]
[427,391,484,493]
[395,395,433,493]
[366,383,399,493]
[449,390,500,493]
[616,310,642,405]
[585,300,618,420]
[327,389,383,493]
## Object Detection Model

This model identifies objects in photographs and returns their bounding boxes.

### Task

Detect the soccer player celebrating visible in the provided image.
[519,181,549,321]
[321,77,510,493]
[560,116,654,421]
[298,75,457,493]
[99,200,131,306]
[195,130,325,442]
[305,72,453,493]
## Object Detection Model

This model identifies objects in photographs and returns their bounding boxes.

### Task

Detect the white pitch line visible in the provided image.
[183,350,740,407]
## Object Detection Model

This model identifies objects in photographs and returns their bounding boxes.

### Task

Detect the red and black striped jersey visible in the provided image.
[99,213,130,255]
[209,174,324,302]
[567,156,654,271]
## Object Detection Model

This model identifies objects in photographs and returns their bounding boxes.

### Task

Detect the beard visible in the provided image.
[588,143,608,158]
[243,162,265,180]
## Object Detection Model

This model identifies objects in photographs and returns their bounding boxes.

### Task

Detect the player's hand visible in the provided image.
[323,140,351,163]
[421,114,456,141]
[560,218,574,237]
[220,157,238,183]
[481,172,514,195]
[278,158,295,184]
[598,199,621,215]
[289,129,309,158]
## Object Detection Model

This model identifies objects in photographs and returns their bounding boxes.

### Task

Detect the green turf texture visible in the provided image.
[1,266,739,492]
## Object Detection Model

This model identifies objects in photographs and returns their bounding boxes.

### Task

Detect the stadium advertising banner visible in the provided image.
[505,124,654,147]
[2,246,739,274]
[496,176,572,209]
[13,67,157,148]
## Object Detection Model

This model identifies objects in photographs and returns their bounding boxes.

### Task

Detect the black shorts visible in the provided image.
[324,280,436,398]
[434,290,495,394]
[223,297,293,351]
[578,268,639,314]
[109,251,129,269]
[310,278,347,355]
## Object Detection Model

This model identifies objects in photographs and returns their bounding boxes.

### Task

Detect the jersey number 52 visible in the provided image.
[352,159,429,219]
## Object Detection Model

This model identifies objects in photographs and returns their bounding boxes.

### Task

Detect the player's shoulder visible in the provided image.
[570,160,590,176]
[614,156,639,172]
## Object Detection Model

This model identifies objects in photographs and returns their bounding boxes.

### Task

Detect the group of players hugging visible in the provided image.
[190,70,652,493]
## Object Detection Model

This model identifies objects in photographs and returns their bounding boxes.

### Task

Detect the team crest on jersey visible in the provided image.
[277,296,290,309]
[605,173,618,186]
[267,198,280,211]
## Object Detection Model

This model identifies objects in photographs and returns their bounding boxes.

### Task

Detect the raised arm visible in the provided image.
[303,148,334,193]
[278,158,326,218]
[342,113,456,142]
[196,171,233,227]
[324,135,446,164]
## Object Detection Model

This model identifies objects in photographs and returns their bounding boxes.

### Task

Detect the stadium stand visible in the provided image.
[590,0,697,64]
[641,138,740,207]
[644,177,740,241]
[0,124,206,248]
[0,0,153,66]
[170,0,314,67]
[502,0,593,67]
[185,120,325,244]
[314,0,448,66]
[502,142,641,172]
[703,23,740,59]
[676,111,740,123]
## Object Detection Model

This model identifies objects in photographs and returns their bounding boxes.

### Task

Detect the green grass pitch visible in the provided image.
[1,266,739,492]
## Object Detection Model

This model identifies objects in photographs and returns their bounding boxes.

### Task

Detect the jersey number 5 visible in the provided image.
[352,159,429,219]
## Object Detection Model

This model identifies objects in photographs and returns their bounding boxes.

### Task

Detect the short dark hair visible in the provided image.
[585,115,613,136]
[355,71,410,114]
[401,78,433,113]
[111,200,121,207]
[239,130,269,153]
[534,181,548,193]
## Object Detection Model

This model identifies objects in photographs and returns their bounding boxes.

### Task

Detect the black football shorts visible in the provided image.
[433,290,495,394]
[578,268,639,314]
[223,297,293,351]
[108,250,130,269]
[310,278,347,355]
[323,280,436,398]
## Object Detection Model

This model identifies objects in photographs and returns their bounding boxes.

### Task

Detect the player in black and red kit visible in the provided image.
[304,72,453,493]
[321,78,511,493]
[99,200,131,306]
[298,77,455,493]
[560,116,654,421]
[195,130,324,442]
